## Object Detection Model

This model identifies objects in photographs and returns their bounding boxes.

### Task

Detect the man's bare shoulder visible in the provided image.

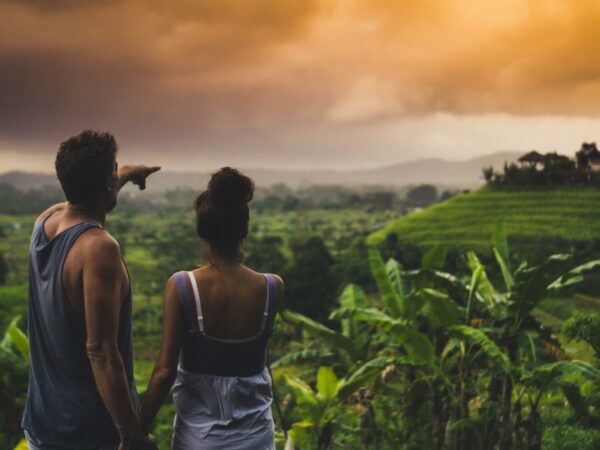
[78,229,122,267]
[34,202,68,226]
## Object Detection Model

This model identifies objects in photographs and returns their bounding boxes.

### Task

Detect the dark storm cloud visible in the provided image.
[2,0,600,169]
[0,0,327,149]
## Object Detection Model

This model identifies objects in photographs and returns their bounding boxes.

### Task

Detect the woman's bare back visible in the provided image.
[189,265,283,340]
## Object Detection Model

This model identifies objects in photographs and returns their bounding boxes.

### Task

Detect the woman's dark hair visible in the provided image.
[55,130,118,204]
[194,167,254,259]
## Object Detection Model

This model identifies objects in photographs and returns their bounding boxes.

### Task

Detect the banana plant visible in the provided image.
[284,360,392,450]
[332,246,463,366]
[519,360,600,449]
[1,317,29,448]
[277,283,371,371]
[451,217,600,450]
[12,439,27,450]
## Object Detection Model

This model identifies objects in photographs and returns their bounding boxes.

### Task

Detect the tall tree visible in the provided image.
[284,236,339,322]
[0,253,8,285]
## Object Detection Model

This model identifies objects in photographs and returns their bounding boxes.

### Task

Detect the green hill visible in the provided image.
[368,187,600,250]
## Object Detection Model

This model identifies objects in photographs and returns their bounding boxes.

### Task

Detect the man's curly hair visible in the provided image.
[55,130,118,204]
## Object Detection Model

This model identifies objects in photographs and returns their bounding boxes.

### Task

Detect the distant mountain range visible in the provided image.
[0,151,521,191]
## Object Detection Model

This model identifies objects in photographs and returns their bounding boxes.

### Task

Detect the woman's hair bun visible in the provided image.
[207,167,254,206]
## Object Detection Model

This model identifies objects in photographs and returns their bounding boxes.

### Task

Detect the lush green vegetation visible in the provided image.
[3,185,600,449]
[277,221,600,449]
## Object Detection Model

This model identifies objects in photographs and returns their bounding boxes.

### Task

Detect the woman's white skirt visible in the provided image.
[171,365,275,450]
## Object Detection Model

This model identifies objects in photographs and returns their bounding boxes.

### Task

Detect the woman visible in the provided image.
[140,167,284,449]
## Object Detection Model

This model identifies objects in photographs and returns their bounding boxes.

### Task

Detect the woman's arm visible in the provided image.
[139,276,184,434]
[273,275,285,312]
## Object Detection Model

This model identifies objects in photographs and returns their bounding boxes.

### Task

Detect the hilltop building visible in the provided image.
[576,142,600,172]
[518,151,545,168]
[485,142,600,187]
[518,150,574,171]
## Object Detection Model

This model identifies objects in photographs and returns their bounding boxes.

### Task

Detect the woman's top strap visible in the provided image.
[187,271,205,334]
[264,274,278,336]
[173,271,197,335]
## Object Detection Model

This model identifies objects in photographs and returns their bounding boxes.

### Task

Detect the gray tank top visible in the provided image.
[21,213,137,449]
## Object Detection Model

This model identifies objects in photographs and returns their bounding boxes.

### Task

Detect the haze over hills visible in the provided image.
[0,151,521,191]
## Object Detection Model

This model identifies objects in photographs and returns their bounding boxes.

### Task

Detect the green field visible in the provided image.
[368,187,600,249]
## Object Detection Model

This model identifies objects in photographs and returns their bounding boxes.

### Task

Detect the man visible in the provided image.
[22,130,160,449]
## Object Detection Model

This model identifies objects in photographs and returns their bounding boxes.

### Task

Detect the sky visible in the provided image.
[2,0,600,172]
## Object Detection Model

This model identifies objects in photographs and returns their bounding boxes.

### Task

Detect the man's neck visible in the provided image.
[66,202,106,226]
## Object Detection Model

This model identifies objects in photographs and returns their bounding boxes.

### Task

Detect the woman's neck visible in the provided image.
[206,247,242,269]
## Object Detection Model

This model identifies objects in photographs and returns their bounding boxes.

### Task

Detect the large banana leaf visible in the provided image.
[332,307,435,364]
[404,268,462,289]
[368,246,403,317]
[417,288,461,329]
[284,374,319,408]
[13,439,28,450]
[331,307,406,330]
[284,374,321,432]
[288,421,313,448]
[316,366,339,402]
[338,284,366,339]
[282,310,358,358]
[466,252,500,308]
[1,317,29,361]
[560,382,590,419]
[422,245,448,270]
[509,254,573,326]
[271,350,334,369]
[337,357,393,400]
[492,217,513,291]
[386,258,405,298]
[548,260,600,292]
[448,325,510,372]
[406,268,489,309]
[521,360,600,386]
[400,328,436,365]
[413,246,448,290]
[466,265,483,322]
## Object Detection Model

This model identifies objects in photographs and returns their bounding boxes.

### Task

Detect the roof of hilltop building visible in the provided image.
[579,142,600,155]
[518,151,545,164]
[576,142,600,170]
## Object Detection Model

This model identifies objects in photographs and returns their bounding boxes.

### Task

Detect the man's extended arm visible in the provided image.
[117,165,160,191]
[34,164,160,225]
[83,232,156,450]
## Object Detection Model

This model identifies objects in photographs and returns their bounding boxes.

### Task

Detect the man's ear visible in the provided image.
[105,173,118,194]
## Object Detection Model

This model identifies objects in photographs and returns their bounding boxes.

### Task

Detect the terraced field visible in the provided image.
[368,187,600,249]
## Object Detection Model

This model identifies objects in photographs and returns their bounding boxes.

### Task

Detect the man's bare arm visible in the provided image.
[82,232,155,449]
[140,276,184,433]
[35,164,160,225]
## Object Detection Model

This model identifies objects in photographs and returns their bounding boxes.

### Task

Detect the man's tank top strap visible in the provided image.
[173,271,198,335]
[33,211,101,250]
